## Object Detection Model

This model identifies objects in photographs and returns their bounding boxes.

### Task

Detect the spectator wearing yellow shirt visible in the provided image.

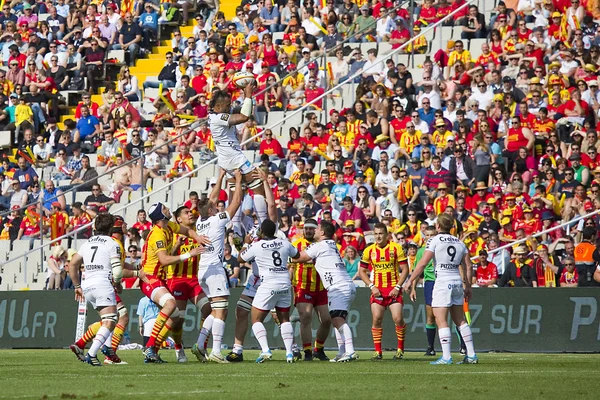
[15,95,34,141]
[225,23,246,52]
[357,159,376,187]
[336,120,356,155]
[398,123,423,160]
[446,40,471,79]
[431,119,454,149]
[282,65,305,109]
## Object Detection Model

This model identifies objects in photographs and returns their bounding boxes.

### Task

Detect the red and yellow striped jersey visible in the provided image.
[112,236,126,265]
[360,241,407,289]
[167,234,199,279]
[225,33,245,50]
[142,221,180,280]
[49,211,69,244]
[292,237,324,292]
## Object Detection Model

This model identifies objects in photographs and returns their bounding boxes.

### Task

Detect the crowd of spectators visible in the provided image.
[1,0,600,291]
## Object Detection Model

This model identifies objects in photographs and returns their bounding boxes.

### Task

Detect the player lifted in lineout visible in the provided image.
[191,169,244,363]
[406,214,479,365]
[359,223,409,361]
[68,213,124,366]
[239,219,301,363]
[140,203,211,363]
[295,221,358,362]
[208,82,270,237]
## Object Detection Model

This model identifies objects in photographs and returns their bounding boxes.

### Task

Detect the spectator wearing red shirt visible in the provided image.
[389,19,410,50]
[304,72,324,110]
[559,258,579,287]
[74,94,99,119]
[475,249,498,287]
[207,178,228,203]
[338,196,369,232]
[336,219,365,254]
[132,209,152,234]
[342,160,355,184]
[7,45,27,69]
[259,129,285,159]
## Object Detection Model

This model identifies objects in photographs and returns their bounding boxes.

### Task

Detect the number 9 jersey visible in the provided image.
[425,233,468,280]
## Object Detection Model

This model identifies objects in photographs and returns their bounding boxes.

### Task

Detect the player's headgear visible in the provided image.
[260,219,277,238]
[110,215,125,235]
[149,202,168,222]
[304,218,318,229]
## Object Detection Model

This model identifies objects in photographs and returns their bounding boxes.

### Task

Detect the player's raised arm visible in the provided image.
[225,169,244,217]
[209,168,227,205]
[405,249,434,289]
[179,225,211,246]
[227,82,257,127]
[255,167,278,221]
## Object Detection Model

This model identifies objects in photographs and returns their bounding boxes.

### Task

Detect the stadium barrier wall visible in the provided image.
[1,288,599,352]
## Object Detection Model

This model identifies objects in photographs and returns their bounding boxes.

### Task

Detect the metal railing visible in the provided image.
[6,0,477,285]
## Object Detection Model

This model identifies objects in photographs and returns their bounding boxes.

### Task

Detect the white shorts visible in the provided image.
[82,283,116,310]
[198,266,230,298]
[216,148,255,176]
[241,274,261,298]
[327,282,356,312]
[431,279,464,308]
[252,283,292,311]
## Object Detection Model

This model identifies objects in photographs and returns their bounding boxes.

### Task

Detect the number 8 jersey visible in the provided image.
[425,234,468,280]
[240,238,298,285]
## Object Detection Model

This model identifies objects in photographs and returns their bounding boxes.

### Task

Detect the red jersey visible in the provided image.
[514,218,540,236]
[49,211,69,244]
[360,241,407,289]
[305,86,325,109]
[560,269,579,285]
[390,29,410,49]
[292,237,324,292]
[141,221,180,280]
[506,127,529,152]
[476,262,498,286]
[260,139,285,158]
[70,212,92,237]
[133,220,152,233]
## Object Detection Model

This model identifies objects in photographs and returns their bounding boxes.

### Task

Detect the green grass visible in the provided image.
[1,350,599,399]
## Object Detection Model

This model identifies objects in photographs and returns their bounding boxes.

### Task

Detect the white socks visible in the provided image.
[340,323,354,354]
[334,327,345,356]
[439,327,452,360]
[197,314,214,347]
[253,194,268,223]
[211,318,225,354]
[232,343,243,355]
[252,322,270,353]
[89,326,111,357]
[458,323,476,357]
[280,322,294,355]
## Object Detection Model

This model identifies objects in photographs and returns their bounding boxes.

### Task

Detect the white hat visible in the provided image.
[302,47,310,53]
[209,177,217,185]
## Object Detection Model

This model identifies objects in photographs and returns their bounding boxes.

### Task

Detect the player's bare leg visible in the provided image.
[228,171,268,225]
[313,305,331,361]
[370,303,386,360]
[296,302,315,360]
[144,287,179,363]
[389,303,406,360]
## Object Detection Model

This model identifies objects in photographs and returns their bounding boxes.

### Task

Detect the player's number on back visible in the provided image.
[272,251,282,267]
[447,245,456,262]
[90,245,98,263]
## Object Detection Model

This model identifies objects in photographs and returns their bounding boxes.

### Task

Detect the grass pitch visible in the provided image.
[1,350,599,400]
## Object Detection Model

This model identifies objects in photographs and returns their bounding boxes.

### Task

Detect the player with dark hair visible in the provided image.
[68,213,122,366]
[360,223,409,361]
[208,82,270,238]
[295,220,358,362]
[238,218,301,363]
[406,214,478,365]
[166,206,211,363]
[140,202,210,363]
[290,218,331,361]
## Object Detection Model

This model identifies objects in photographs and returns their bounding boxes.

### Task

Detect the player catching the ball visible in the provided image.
[406,214,479,365]
[208,81,270,234]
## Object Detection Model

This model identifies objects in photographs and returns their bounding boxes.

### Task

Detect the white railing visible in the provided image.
[6,0,478,283]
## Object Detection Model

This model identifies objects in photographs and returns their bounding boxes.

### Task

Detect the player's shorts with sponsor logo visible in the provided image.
[294,287,328,307]
[215,145,255,175]
[431,278,464,308]
[82,281,116,309]
[327,281,356,312]
[167,277,203,301]
[241,274,261,298]
[198,264,230,298]
[252,283,292,312]
[424,280,434,306]
[370,286,403,308]
[140,275,169,300]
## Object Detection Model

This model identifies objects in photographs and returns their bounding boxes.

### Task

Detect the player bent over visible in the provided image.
[68,213,123,366]
[359,223,409,361]
[406,214,478,365]
[167,206,212,362]
[291,218,331,361]
[141,202,210,363]
[191,169,244,363]
[296,221,358,362]
[225,168,280,362]
[239,219,300,363]
[208,83,271,235]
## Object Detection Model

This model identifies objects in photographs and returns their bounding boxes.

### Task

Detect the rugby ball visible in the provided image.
[233,72,256,88]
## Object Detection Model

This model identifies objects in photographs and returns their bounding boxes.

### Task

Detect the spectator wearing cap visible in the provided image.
[303,72,325,110]
[448,144,475,188]
[351,5,375,43]
[342,160,356,185]
[432,182,455,215]
[570,153,590,186]
[499,245,537,287]
[474,249,498,287]
[372,134,399,163]
[316,196,340,221]
[3,178,27,209]
[478,206,501,233]
[277,194,298,219]
[337,219,366,254]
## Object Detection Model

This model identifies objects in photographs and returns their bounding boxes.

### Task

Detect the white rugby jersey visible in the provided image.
[304,239,351,289]
[425,233,467,280]
[208,113,242,153]
[196,211,230,267]
[241,238,298,285]
[79,235,121,285]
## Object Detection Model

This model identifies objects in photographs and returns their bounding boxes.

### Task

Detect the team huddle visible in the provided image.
[68,85,478,365]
